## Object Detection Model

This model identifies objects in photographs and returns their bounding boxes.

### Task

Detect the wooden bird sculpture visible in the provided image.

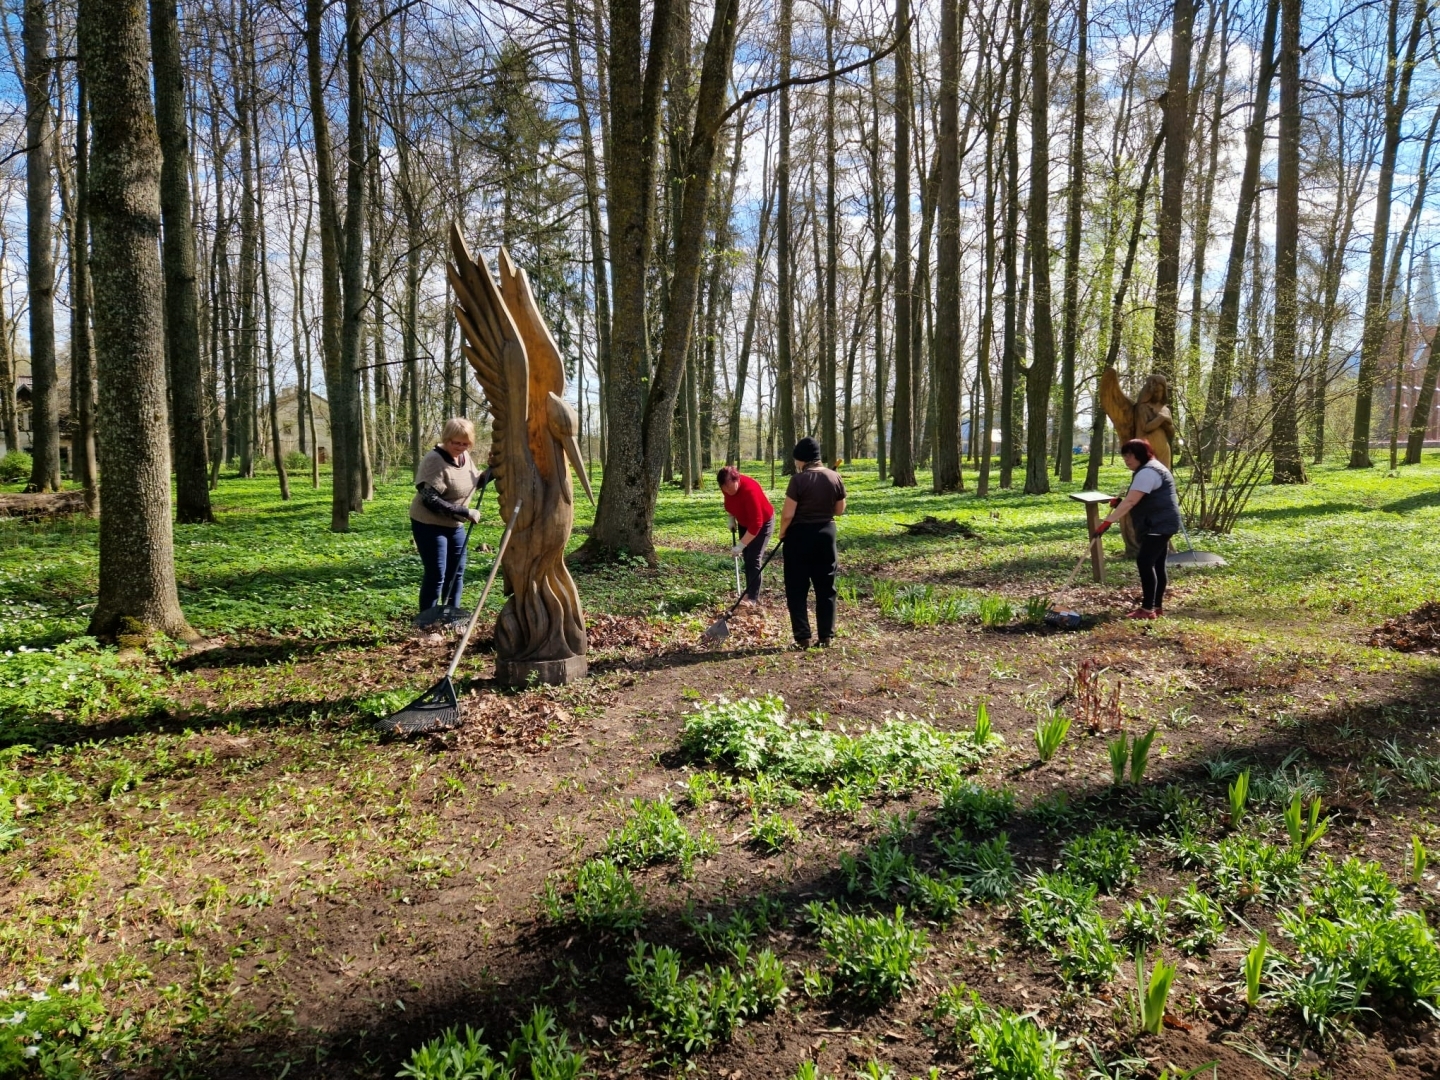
[447,225,594,685]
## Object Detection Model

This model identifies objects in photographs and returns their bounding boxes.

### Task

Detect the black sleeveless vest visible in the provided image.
[1134,461,1182,536]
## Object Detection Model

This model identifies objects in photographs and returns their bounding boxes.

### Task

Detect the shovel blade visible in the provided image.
[702,616,731,642]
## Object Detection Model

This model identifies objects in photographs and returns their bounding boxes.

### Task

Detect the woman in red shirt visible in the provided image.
[717,466,775,605]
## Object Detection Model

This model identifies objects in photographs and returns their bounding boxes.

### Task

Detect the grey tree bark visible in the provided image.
[23,0,59,492]
[890,0,916,487]
[1056,0,1086,480]
[776,0,797,473]
[933,0,963,491]
[822,0,839,467]
[71,72,99,514]
[152,0,212,521]
[80,0,192,641]
[1151,0,1196,380]
[1023,0,1057,495]
[1270,0,1306,483]
[1349,0,1429,467]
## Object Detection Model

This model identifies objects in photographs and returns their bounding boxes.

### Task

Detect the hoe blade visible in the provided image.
[702,615,731,642]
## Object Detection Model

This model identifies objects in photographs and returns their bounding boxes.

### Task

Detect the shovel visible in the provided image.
[703,540,782,643]
[378,500,521,736]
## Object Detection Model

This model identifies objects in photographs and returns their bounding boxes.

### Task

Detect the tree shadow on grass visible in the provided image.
[1380,488,1440,514]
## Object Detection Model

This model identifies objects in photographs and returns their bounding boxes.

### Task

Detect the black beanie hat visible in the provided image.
[793,437,822,464]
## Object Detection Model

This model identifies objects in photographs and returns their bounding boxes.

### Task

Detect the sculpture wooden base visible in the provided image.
[495,655,587,686]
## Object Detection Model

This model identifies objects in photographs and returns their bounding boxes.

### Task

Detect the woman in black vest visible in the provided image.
[1093,438,1182,620]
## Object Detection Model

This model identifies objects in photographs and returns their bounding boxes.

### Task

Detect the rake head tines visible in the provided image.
[376,677,463,735]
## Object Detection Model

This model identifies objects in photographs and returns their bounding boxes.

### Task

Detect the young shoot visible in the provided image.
[1136,949,1177,1035]
[1034,711,1071,764]
[972,700,993,747]
[1108,733,1129,786]
[1130,727,1157,785]
[1414,835,1429,885]
[1228,769,1251,828]
[1244,931,1268,1007]
[1283,793,1329,857]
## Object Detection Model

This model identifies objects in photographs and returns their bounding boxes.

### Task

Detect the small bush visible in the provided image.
[626,941,786,1057]
[1058,914,1120,988]
[1207,835,1302,904]
[0,451,30,484]
[1018,871,1098,948]
[604,798,715,873]
[397,1011,585,1078]
[542,858,645,930]
[809,903,928,1004]
[283,450,312,474]
[1118,895,1170,947]
[938,779,1014,832]
[1173,884,1226,955]
[749,811,801,854]
[935,988,1069,1080]
[936,832,1018,903]
[1061,826,1140,893]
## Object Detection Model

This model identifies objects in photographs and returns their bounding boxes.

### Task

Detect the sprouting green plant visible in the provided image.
[1025,595,1050,624]
[939,778,1014,832]
[1118,895,1170,947]
[978,595,1014,627]
[1018,871,1099,948]
[1173,884,1226,956]
[936,832,1018,903]
[682,771,721,809]
[972,700,993,747]
[1135,949,1177,1035]
[1058,915,1120,989]
[1062,826,1140,893]
[809,903,927,1003]
[935,988,1069,1080]
[1207,835,1303,904]
[604,798,716,873]
[626,941,787,1058]
[749,811,802,854]
[1413,835,1428,885]
[1129,727,1157,785]
[542,858,645,931]
[1108,733,1129,786]
[397,1007,586,1080]
[1228,768,1250,828]
[1244,932,1268,1007]
[1034,711,1071,764]
[1282,793,1328,857]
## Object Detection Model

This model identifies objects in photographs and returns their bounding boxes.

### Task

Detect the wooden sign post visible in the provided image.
[1068,491,1113,584]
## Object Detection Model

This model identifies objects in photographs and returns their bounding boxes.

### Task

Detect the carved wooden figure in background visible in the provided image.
[448,226,594,685]
[1099,371,1176,554]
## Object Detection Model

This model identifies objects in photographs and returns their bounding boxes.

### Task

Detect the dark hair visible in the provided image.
[716,465,740,486]
[1119,438,1153,464]
[792,436,822,464]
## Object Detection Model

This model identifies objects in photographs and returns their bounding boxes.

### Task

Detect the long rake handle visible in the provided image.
[445,499,521,681]
[719,540,783,620]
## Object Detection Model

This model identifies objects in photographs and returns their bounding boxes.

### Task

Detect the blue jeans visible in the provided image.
[412,519,468,612]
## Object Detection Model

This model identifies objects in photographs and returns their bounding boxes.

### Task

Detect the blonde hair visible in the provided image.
[440,417,476,445]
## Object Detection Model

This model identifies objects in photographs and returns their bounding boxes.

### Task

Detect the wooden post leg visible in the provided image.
[1085,503,1105,583]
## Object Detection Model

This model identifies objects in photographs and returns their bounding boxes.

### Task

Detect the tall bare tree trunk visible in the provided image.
[342,0,370,508]
[71,72,99,514]
[1188,0,1230,428]
[891,0,916,486]
[152,0,211,519]
[998,0,1021,489]
[1270,0,1306,483]
[23,0,59,492]
[1349,0,1429,467]
[80,0,192,641]
[1057,0,1086,480]
[775,0,797,472]
[727,120,773,465]
[933,0,963,491]
[234,7,259,479]
[822,2,839,467]
[1152,0,1196,379]
[305,0,351,529]
[1023,0,1057,495]
[1197,0,1278,469]
[868,59,887,477]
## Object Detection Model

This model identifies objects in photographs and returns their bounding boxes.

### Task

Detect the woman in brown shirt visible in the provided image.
[409,418,489,613]
[778,437,846,647]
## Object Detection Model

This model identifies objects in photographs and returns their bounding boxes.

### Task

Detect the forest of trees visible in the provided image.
[2,0,1440,632]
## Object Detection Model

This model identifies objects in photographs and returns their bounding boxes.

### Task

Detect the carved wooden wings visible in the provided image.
[1098,367,1136,440]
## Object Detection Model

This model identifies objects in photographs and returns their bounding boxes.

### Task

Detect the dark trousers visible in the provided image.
[783,521,838,644]
[741,517,775,601]
[412,519,468,612]
[1136,533,1173,610]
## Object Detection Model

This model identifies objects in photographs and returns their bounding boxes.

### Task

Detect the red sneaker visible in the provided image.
[1154,605,1164,617]
[1125,608,1158,620]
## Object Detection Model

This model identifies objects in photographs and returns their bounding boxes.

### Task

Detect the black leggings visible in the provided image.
[741,517,775,601]
[1136,533,1174,610]
[783,521,837,644]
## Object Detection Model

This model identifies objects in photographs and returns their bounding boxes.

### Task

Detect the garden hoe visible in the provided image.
[378,500,521,736]
[703,540,782,643]
[413,484,487,632]
[731,522,742,596]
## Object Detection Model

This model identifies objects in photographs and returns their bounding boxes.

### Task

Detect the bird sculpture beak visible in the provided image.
[546,391,595,504]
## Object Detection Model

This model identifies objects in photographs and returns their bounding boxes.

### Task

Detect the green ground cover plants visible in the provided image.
[1,458,1439,1075]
